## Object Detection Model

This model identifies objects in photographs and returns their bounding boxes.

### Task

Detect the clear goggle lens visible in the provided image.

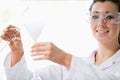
[89,11,120,24]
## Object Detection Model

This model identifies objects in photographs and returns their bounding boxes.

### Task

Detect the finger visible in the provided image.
[9,27,20,33]
[31,51,48,56]
[8,25,19,30]
[2,25,17,33]
[9,40,16,50]
[12,37,21,41]
[32,55,48,61]
[32,42,50,48]
[1,28,9,38]
[4,25,16,32]
[1,27,19,41]
[7,27,20,41]
[6,31,17,41]
[7,25,20,34]
[8,31,16,40]
[31,46,47,52]
[1,32,13,41]
[9,39,22,51]
[8,25,15,28]
[12,31,20,38]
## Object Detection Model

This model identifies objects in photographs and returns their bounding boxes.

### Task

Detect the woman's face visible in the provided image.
[91,1,120,45]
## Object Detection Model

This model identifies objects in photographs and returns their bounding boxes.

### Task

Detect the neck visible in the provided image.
[95,42,120,66]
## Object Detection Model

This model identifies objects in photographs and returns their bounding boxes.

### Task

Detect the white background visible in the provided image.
[0,0,98,80]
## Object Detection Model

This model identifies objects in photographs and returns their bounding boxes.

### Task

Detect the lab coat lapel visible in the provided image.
[99,50,120,70]
[88,50,120,70]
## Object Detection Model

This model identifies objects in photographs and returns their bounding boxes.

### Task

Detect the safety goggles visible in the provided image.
[89,10,120,24]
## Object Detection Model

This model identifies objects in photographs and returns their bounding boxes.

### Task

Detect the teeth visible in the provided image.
[96,30,109,33]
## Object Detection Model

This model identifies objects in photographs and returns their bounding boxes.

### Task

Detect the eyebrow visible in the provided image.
[92,11,99,13]
[91,10,115,13]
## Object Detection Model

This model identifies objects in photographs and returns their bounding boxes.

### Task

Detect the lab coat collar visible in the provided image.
[88,49,120,70]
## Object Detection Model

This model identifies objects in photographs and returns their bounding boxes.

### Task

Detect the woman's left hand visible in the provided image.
[31,42,72,68]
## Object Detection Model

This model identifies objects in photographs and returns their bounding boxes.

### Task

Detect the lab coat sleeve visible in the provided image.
[65,56,118,80]
[4,53,33,80]
[4,53,63,80]
[37,64,63,80]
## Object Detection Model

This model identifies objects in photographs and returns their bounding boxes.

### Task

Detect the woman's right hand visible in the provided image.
[1,25,24,67]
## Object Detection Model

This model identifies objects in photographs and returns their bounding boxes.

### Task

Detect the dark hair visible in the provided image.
[89,0,120,12]
[89,0,120,44]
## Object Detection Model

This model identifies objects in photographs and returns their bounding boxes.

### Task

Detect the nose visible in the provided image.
[97,17,106,29]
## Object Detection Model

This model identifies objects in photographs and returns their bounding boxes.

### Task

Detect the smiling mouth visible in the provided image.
[96,30,109,34]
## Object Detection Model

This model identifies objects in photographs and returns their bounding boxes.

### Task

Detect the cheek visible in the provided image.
[90,23,96,34]
[111,25,120,36]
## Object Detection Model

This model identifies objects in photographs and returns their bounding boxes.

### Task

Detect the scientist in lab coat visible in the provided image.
[1,0,120,80]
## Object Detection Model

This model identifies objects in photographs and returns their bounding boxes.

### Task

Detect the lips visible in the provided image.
[96,30,109,34]
[96,30,109,33]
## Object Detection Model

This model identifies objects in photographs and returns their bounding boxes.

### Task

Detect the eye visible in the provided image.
[91,15,99,20]
[106,15,115,20]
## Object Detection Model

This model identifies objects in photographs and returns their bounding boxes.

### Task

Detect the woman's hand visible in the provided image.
[31,42,72,69]
[0,25,24,67]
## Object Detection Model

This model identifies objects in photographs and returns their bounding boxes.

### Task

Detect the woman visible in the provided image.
[2,0,120,80]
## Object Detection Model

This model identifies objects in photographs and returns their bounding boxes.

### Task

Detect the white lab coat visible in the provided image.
[4,50,120,80]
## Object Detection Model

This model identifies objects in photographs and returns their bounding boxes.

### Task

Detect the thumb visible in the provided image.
[9,40,16,50]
